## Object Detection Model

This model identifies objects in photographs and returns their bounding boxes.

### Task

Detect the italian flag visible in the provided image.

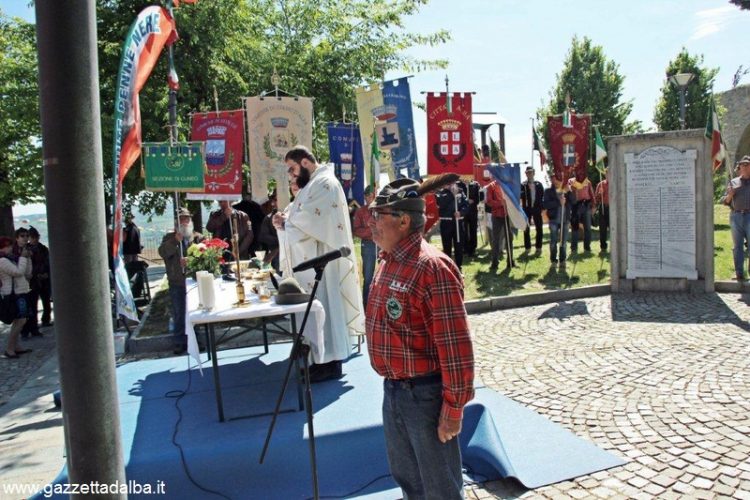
[705,97,726,173]
[595,126,607,167]
[369,131,380,191]
[562,109,572,128]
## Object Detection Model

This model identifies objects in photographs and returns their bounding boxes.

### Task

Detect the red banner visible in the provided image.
[547,113,590,186]
[189,110,245,198]
[427,93,473,176]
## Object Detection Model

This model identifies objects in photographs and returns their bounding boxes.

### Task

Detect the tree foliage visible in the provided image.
[653,49,719,132]
[730,0,750,10]
[536,36,641,179]
[0,11,42,218]
[95,0,449,218]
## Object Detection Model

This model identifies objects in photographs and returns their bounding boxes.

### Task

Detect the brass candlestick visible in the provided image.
[231,214,248,307]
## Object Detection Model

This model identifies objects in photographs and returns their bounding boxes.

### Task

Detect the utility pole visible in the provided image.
[35,1,127,495]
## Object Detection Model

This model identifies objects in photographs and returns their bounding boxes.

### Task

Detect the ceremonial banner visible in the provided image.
[143,142,205,191]
[427,93,473,176]
[327,123,365,205]
[547,113,590,186]
[355,77,419,182]
[112,6,177,321]
[245,96,313,208]
[187,110,244,200]
[486,163,528,231]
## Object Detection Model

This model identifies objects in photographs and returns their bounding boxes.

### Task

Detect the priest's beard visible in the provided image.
[179,222,194,239]
[296,166,311,189]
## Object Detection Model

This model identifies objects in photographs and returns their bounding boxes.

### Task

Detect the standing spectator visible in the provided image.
[122,213,142,264]
[1,236,33,359]
[594,168,611,252]
[13,229,41,339]
[463,178,482,257]
[365,177,474,500]
[521,166,544,252]
[722,156,750,281]
[568,172,595,253]
[206,200,253,260]
[257,192,280,271]
[28,227,53,329]
[435,182,469,271]
[484,179,509,271]
[543,185,573,269]
[273,145,365,382]
[352,185,377,303]
[234,194,267,253]
[158,208,194,355]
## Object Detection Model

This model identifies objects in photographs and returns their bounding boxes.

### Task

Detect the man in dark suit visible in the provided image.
[521,166,544,251]
[463,179,482,257]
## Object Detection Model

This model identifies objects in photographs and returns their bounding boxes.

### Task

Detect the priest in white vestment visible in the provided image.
[273,145,366,382]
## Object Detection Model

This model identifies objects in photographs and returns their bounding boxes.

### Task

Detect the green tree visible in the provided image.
[536,36,641,180]
[96,0,449,219]
[0,11,41,235]
[730,0,750,10]
[653,48,718,132]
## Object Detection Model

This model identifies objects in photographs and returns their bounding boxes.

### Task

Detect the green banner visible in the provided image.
[143,142,206,191]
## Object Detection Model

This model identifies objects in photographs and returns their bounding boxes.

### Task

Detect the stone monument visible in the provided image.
[608,130,714,292]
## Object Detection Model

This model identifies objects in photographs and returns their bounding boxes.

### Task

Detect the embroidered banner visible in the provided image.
[327,123,365,205]
[187,110,244,200]
[426,92,473,176]
[355,77,419,184]
[245,96,313,208]
[111,6,177,322]
[143,141,205,191]
[547,113,590,187]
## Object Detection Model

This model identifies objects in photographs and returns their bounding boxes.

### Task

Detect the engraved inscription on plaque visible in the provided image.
[625,146,697,279]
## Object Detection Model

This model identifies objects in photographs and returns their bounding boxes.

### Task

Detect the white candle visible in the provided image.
[197,272,216,310]
[195,271,208,307]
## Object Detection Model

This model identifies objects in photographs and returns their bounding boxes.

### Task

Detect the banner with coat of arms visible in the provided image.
[355,77,420,184]
[143,141,205,191]
[327,123,365,205]
[245,96,313,208]
[426,92,473,176]
[547,112,591,187]
[187,110,244,200]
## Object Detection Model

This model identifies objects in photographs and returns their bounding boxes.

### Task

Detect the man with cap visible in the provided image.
[158,207,200,355]
[366,177,474,499]
[352,185,377,303]
[273,145,365,382]
[521,165,545,252]
[722,155,750,280]
[206,200,253,260]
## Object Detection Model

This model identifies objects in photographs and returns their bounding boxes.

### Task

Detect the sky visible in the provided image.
[3,0,747,215]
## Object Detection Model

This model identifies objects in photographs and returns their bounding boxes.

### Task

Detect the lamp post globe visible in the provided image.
[668,72,695,130]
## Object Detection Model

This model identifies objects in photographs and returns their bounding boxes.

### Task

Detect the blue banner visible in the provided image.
[327,123,365,205]
[487,163,528,231]
[381,77,419,179]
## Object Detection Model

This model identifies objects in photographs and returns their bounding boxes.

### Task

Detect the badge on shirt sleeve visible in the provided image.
[386,296,403,320]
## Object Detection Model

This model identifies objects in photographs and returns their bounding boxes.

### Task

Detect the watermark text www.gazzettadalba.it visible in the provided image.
[2,479,166,498]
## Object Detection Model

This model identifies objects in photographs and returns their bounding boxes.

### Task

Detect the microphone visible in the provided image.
[292,246,351,273]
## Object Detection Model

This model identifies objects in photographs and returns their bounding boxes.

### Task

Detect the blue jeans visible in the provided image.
[382,378,464,500]
[168,285,187,348]
[549,218,569,263]
[730,212,750,277]
[361,239,376,304]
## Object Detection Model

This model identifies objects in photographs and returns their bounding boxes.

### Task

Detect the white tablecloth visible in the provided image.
[185,278,326,368]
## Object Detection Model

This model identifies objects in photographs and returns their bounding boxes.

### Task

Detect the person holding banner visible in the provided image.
[206,200,253,260]
[594,168,610,252]
[721,156,750,281]
[484,179,509,271]
[435,182,469,271]
[274,145,365,382]
[568,172,595,254]
[543,185,573,269]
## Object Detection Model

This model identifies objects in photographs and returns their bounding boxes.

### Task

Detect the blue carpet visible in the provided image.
[39,344,624,499]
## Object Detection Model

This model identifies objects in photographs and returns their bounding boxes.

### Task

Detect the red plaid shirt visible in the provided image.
[366,231,474,421]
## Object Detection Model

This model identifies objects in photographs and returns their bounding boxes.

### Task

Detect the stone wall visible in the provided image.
[717,84,750,165]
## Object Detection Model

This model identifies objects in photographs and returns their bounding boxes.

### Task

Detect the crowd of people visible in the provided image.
[1,227,53,359]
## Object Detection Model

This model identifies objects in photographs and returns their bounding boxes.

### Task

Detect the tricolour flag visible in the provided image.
[562,109,572,128]
[486,163,528,232]
[595,126,607,168]
[533,128,547,166]
[168,58,179,91]
[705,97,727,173]
[369,128,381,191]
[111,6,178,322]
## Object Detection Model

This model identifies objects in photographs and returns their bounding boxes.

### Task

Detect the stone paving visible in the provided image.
[0,324,57,408]
[467,292,750,499]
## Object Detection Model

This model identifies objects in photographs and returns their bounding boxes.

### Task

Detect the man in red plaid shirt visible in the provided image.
[365,177,474,499]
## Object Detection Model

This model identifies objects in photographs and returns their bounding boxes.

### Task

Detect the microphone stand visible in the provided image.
[260,264,325,500]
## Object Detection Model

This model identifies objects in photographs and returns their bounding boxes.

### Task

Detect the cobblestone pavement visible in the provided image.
[467,292,750,499]
[0,324,57,409]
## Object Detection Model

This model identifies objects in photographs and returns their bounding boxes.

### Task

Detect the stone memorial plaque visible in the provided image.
[625,146,698,279]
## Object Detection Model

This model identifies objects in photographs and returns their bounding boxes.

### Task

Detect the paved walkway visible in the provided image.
[2,292,750,499]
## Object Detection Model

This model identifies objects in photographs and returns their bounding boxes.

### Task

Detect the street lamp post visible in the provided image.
[669,72,695,130]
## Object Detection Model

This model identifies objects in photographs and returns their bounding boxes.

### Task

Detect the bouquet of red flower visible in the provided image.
[185,238,229,276]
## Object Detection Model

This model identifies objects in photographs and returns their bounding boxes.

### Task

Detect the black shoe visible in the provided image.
[2,351,19,359]
[306,360,343,383]
[42,322,54,327]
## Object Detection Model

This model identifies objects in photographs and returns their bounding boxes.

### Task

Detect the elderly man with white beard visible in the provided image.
[158,207,202,355]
